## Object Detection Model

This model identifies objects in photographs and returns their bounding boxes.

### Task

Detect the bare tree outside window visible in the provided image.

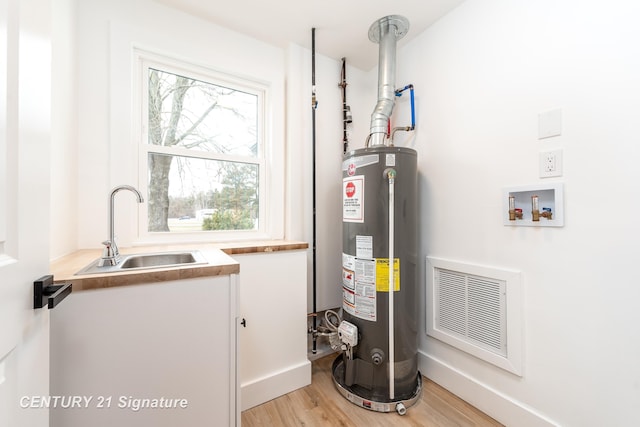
[146,68,260,233]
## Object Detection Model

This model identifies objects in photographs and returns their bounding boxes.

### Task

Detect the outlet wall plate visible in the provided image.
[539,149,563,178]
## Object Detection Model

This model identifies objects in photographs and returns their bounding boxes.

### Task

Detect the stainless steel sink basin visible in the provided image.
[120,252,200,269]
[75,250,208,275]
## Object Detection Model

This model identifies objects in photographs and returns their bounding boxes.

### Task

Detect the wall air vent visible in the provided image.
[426,257,523,376]
[436,269,506,355]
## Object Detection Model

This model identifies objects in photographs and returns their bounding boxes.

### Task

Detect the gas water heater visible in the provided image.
[331,15,422,415]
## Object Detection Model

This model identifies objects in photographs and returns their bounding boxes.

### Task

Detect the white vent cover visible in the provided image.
[426,257,523,376]
[436,269,506,356]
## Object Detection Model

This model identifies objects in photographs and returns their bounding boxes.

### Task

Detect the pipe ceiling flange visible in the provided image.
[368,15,410,43]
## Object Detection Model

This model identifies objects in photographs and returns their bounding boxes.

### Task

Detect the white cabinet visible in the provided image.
[234,250,311,410]
[50,275,239,427]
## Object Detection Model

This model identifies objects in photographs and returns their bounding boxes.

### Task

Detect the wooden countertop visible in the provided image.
[50,240,308,292]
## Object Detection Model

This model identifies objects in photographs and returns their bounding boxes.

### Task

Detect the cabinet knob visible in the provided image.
[241,318,246,328]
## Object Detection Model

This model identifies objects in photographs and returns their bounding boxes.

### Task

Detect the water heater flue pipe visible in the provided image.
[367,15,409,147]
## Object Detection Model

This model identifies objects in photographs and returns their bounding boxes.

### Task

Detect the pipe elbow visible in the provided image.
[369,97,395,137]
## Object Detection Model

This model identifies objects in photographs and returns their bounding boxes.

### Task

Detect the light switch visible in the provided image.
[538,108,562,139]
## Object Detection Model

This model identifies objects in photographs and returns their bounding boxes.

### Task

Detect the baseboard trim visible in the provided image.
[241,360,312,411]
[418,350,558,427]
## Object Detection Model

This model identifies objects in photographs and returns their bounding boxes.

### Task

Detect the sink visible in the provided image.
[120,252,201,269]
[75,250,208,275]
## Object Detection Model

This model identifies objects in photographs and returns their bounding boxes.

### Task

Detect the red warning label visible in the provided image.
[343,176,364,223]
[345,182,356,198]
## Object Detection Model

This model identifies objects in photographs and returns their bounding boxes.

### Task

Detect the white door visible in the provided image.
[1,0,52,425]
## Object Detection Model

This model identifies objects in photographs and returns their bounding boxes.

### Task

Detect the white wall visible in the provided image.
[395,1,640,426]
[286,42,371,313]
[50,0,77,260]
[285,44,342,313]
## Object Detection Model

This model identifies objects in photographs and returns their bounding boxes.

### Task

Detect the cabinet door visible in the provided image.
[51,276,237,427]
[235,251,310,409]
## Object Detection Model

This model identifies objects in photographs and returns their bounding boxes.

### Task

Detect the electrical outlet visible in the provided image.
[544,153,556,172]
[539,149,563,178]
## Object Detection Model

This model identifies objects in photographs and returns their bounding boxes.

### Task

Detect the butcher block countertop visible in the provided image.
[50,240,308,292]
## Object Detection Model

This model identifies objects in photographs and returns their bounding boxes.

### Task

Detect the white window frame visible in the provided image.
[133,49,281,243]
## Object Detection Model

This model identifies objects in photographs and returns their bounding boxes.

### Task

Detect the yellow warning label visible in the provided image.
[375,258,400,292]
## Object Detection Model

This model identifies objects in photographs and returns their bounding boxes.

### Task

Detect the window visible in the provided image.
[136,52,273,241]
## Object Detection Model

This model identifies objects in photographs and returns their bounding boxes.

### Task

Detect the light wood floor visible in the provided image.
[242,355,503,427]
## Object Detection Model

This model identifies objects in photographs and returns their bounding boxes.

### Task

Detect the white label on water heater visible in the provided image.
[343,175,364,223]
[342,253,355,270]
[355,235,373,259]
[342,256,377,321]
[342,267,354,290]
[386,153,396,167]
[355,258,376,285]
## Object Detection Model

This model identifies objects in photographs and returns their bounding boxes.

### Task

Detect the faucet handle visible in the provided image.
[97,240,120,267]
[101,240,114,257]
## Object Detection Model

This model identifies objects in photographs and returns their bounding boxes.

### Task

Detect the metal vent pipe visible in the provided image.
[367,15,409,147]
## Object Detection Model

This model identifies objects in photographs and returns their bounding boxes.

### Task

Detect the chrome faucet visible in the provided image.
[98,185,144,267]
